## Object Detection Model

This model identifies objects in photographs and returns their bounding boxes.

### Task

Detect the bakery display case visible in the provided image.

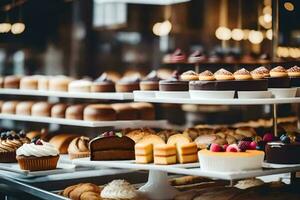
[0,0,300,200]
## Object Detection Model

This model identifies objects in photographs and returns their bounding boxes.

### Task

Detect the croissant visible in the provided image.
[60,183,102,200]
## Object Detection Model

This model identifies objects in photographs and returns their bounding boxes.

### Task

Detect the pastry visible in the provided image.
[233,68,252,80]
[180,70,199,81]
[83,104,116,121]
[1,101,19,114]
[49,134,78,154]
[16,101,35,115]
[51,103,68,118]
[68,79,92,93]
[89,131,135,161]
[235,127,256,137]
[16,139,60,171]
[115,76,140,92]
[268,66,290,88]
[91,73,115,92]
[101,180,138,200]
[214,69,234,81]
[288,66,300,87]
[194,135,218,149]
[135,134,165,163]
[65,104,85,120]
[20,76,41,90]
[60,183,101,200]
[48,76,74,91]
[129,102,155,120]
[170,49,187,63]
[156,129,181,142]
[188,50,207,63]
[111,103,138,120]
[0,131,29,163]
[251,66,269,79]
[31,102,52,117]
[4,75,22,89]
[198,143,264,172]
[159,71,189,91]
[198,70,215,81]
[68,136,90,159]
[139,71,161,91]
[124,128,155,143]
[153,144,177,165]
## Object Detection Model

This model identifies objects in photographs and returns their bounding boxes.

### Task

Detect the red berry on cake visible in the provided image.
[249,141,257,150]
[223,144,229,151]
[238,141,251,152]
[210,143,223,152]
[263,133,274,142]
[226,144,239,152]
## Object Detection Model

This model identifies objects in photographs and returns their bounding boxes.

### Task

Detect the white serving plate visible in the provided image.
[133,90,156,98]
[237,91,272,99]
[268,88,297,98]
[189,90,235,99]
[263,162,300,169]
[155,91,190,99]
[0,163,75,177]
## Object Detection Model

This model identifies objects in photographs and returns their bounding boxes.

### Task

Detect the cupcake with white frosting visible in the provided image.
[16,139,59,171]
[101,179,138,200]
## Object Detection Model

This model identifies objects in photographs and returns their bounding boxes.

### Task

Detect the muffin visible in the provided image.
[139,71,161,91]
[180,70,199,81]
[16,139,59,171]
[91,73,115,92]
[115,76,140,92]
[68,136,90,159]
[0,131,29,163]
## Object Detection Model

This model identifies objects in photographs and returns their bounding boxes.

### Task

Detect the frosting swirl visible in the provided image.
[68,136,90,153]
[101,180,137,199]
[16,140,59,157]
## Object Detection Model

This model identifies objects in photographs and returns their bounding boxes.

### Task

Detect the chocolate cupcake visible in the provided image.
[170,49,186,63]
[115,76,140,92]
[159,71,189,91]
[268,66,290,88]
[180,70,199,81]
[188,50,207,63]
[91,73,115,92]
[139,71,161,91]
[287,66,300,87]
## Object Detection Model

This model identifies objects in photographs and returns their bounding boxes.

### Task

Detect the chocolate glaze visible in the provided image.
[290,77,300,87]
[267,77,290,88]
[265,142,300,164]
[159,79,189,91]
[189,79,268,91]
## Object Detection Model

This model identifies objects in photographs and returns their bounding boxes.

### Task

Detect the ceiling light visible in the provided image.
[248,30,264,44]
[231,29,244,41]
[215,26,231,40]
[11,22,25,34]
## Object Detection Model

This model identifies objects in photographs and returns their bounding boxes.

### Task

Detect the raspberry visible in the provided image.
[263,133,274,142]
[249,141,257,150]
[226,144,239,152]
[210,143,223,152]
[238,141,251,152]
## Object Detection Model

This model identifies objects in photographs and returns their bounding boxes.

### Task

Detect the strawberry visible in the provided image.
[210,143,223,152]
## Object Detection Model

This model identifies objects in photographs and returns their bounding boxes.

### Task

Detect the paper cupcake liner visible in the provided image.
[69,152,90,160]
[17,155,59,171]
[0,151,17,163]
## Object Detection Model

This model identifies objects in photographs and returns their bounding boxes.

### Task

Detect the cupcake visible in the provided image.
[180,70,199,81]
[198,70,215,81]
[0,131,29,163]
[170,49,187,63]
[214,69,235,80]
[251,67,268,80]
[91,73,115,92]
[234,68,252,80]
[68,136,90,160]
[270,66,288,78]
[115,76,140,92]
[139,71,161,91]
[268,66,290,88]
[188,50,207,63]
[101,180,138,200]
[16,139,59,171]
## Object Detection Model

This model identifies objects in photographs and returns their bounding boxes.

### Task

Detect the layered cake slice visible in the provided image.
[153,144,176,165]
[89,131,135,161]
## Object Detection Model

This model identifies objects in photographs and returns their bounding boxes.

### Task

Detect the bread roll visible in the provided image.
[1,101,19,114]
[4,75,22,89]
[83,104,116,121]
[16,101,35,115]
[51,103,68,118]
[31,102,52,117]
[65,104,85,120]
[48,76,74,91]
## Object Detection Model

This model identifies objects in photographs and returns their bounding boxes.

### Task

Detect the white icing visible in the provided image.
[101,180,137,199]
[16,141,59,157]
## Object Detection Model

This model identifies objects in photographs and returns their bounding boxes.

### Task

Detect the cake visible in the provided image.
[265,134,300,164]
[198,143,264,172]
[180,70,199,81]
[153,144,177,165]
[139,71,161,91]
[16,101,35,115]
[31,102,52,117]
[68,136,90,159]
[83,104,116,121]
[48,76,74,91]
[19,76,40,90]
[65,104,85,120]
[129,102,155,120]
[4,75,22,89]
[16,139,60,171]
[68,79,92,93]
[1,101,19,114]
[268,66,290,88]
[135,134,165,164]
[111,103,138,120]
[101,180,138,200]
[170,49,187,63]
[49,134,78,154]
[91,73,115,92]
[0,131,29,163]
[115,76,140,92]
[287,66,300,87]
[159,71,189,91]
[167,134,198,164]
[188,50,207,63]
[89,131,135,161]
[51,103,68,118]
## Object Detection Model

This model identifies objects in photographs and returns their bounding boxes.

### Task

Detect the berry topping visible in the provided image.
[13,134,20,140]
[210,143,223,152]
[35,139,43,145]
[223,144,229,151]
[249,141,257,150]
[280,135,291,144]
[238,141,251,152]
[263,133,275,142]
[226,144,239,152]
